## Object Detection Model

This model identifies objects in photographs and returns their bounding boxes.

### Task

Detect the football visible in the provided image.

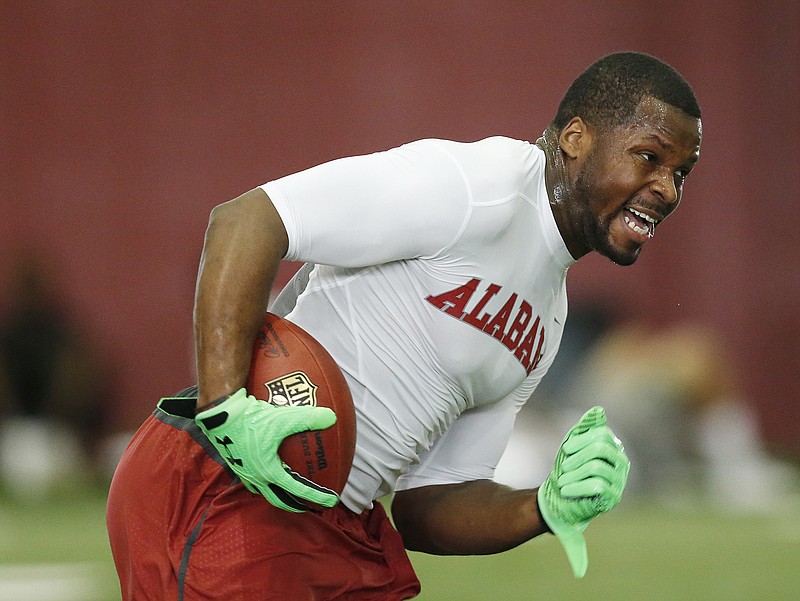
[246,312,356,501]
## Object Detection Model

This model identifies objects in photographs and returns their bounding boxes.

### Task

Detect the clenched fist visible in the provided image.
[537,406,630,578]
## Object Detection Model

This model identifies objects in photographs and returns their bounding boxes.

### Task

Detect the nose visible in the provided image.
[651,166,679,205]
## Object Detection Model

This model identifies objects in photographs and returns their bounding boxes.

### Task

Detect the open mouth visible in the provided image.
[623,207,659,238]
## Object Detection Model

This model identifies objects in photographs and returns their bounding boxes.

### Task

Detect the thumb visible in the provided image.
[560,528,589,579]
[538,486,590,579]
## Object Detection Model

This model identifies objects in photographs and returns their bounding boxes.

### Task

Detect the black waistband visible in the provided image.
[153,384,231,472]
[158,385,199,418]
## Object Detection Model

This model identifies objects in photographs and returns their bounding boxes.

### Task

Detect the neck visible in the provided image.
[536,128,585,260]
[535,127,570,207]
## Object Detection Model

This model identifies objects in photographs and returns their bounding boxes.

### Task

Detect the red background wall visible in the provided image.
[2,2,798,454]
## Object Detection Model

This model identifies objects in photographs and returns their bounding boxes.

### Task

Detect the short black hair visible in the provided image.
[552,52,701,131]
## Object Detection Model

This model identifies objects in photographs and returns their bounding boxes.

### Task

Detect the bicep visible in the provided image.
[390,388,544,555]
[194,187,289,404]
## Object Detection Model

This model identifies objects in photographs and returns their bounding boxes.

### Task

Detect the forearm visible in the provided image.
[194,188,288,407]
[391,480,550,556]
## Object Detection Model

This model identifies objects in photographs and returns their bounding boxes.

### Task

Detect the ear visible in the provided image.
[558,117,593,160]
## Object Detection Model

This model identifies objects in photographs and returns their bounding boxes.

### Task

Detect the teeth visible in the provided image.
[624,214,649,235]
[629,208,657,224]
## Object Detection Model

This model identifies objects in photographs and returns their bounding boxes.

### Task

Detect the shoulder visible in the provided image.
[417,136,537,163]
[422,137,544,192]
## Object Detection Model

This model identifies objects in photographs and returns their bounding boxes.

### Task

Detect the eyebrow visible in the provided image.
[642,132,700,168]
[643,132,674,151]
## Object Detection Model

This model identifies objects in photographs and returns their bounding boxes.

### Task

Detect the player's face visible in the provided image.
[571,97,702,265]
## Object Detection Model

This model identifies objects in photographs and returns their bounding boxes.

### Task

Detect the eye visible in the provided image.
[673,169,691,192]
[674,167,693,183]
[639,151,657,163]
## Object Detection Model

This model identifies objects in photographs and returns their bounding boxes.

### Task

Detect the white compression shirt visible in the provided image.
[261,137,575,513]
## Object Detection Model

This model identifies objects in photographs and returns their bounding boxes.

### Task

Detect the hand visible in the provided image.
[195,388,339,512]
[537,406,630,578]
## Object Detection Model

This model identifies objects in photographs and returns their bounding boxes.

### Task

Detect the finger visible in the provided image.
[271,463,339,508]
[304,406,337,431]
[562,425,618,455]
[561,462,630,505]
[569,406,606,436]
[560,476,614,499]
[284,464,339,499]
[558,458,617,488]
[239,476,259,495]
[271,406,337,435]
[561,478,626,509]
[562,440,626,473]
[238,453,339,509]
[611,455,631,497]
[262,483,309,513]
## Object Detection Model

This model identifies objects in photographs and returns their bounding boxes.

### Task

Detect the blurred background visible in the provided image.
[1,1,798,599]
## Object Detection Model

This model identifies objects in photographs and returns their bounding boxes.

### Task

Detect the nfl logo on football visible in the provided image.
[265,371,319,407]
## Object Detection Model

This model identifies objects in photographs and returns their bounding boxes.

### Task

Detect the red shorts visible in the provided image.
[106,393,420,601]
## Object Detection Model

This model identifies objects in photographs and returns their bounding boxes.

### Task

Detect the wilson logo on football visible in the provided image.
[264,371,318,407]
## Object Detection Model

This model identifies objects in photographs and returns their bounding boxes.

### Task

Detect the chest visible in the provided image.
[421,267,567,404]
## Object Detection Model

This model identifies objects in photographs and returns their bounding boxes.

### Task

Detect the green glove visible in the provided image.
[196,387,339,513]
[537,406,630,578]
